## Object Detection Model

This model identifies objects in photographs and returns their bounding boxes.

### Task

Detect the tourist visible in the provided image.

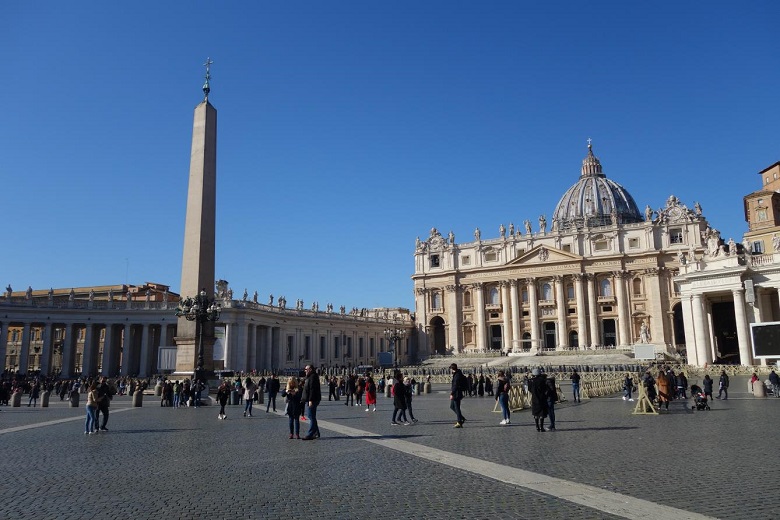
[702,374,714,401]
[675,371,688,399]
[545,374,559,430]
[344,374,356,407]
[95,376,112,432]
[391,371,408,425]
[642,371,657,403]
[300,365,321,440]
[571,369,581,403]
[84,382,100,435]
[485,375,494,396]
[365,375,377,412]
[243,377,256,417]
[449,363,467,428]
[193,378,204,408]
[656,370,673,410]
[750,372,759,392]
[528,368,549,432]
[623,373,635,401]
[404,377,418,423]
[355,375,365,406]
[477,374,485,397]
[285,377,302,439]
[266,373,280,413]
[495,370,511,425]
[173,380,181,408]
[28,380,40,407]
[328,376,338,401]
[769,370,780,397]
[717,370,729,400]
[216,380,230,420]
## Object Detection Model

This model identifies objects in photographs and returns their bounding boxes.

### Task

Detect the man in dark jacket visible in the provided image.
[717,371,730,400]
[300,365,321,440]
[266,374,280,413]
[95,376,112,432]
[528,368,549,432]
[449,363,467,428]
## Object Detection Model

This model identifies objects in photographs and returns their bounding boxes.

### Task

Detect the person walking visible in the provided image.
[656,370,673,411]
[328,376,338,401]
[623,373,635,401]
[365,375,377,412]
[243,377,257,417]
[769,370,780,397]
[717,370,730,400]
[285,377,302,439]
[449,363,467,428]
[84,382,100,435]
[28,381,40,407]
[570,370,581,403]
[355,375,365,406]
[300,365,321,440]
[495,370,511,425]
[404,377,418,423]
[702,374,714,402]
[266,374,280,413]
[391,371,408,425]
[528,368,549,432]
[545,374,559,431]
[173,380,181,408]
[344,374,356,407]
[95,376,112,432]
[216,380,230,420]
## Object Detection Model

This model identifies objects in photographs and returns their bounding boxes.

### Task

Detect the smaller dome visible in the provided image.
[552,143,643,230]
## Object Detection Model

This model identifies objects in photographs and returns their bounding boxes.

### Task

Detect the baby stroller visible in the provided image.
[690,384,710,411]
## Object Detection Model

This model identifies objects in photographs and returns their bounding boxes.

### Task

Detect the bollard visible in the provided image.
[751,380,767,398]
[41,391,51,408]
[416,382,424,395]
[132,390,143,407]
[230,390,239,406]
[154,383,162,397]
[69,392,80,408]
[424,382,432,394]
[256,390,264,405]
[12,391,22,407]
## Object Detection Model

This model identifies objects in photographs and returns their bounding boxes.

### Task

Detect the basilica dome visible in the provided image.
[552,144,643,230]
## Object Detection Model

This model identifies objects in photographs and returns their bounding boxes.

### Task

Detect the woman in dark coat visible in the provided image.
[528,368,549,432]
[285,377,302,438]
[216,380,230,420]
[391,371,407,425]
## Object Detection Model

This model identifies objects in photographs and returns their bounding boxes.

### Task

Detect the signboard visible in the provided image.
[750,321,780,358]
[377,351,394,368]
[633,345,656,360]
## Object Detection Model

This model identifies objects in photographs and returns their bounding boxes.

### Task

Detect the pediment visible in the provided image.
[507,245,582,266]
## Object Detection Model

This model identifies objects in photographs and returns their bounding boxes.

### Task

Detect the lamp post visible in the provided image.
[175,288,221,382]
[384,327,407,368]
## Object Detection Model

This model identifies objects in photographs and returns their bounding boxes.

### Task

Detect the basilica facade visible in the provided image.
[412,144,723,364]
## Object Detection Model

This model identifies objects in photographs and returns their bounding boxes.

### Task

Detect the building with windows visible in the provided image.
[413,143,721,364]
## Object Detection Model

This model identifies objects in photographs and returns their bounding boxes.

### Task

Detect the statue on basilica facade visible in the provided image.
[89,289,95,302]
[694,201,702,216]
[448,230,455,244]
[538,215,547,234]
[524,220,532,235]
[253,291,258,303]
[269,294,274,305]
[69,289,75,301]
[5,285,11,298]
[742,239,751,255]
[474,227,481,241]
[773,233,780,252]
[508,222,514,236]
[242,289,248,301]
[499,224,506,238]
[644,205,654,222]
[639,320,650,344]
[25,286,33,300]
[677,250,686,265]
[728,238,736,256]
[108,288,114,302]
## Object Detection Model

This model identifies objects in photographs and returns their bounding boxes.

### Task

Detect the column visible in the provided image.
[225,322,237,370]
[265,326,273,371]
[101,325,115,376]
[415,288,429,356]
[554,276,567,350]
[18,323,31,374]
[247,324,257,371]
[692,294,712,366]
[473,283,487,351]
[615,271,630,346]
[644,268,664,346]
[82,325,96,376]
[501,281,512,353]
[445,285,460,351]
[682,297,697,365]
[139,324,151,378]
[40,322,54,376]
[121,323,134,376]
[732,288,753,366]
[587,274,599,347]
[574,274,587,349]
[527,279,540,352]
[60,323,75,378]
[235,321,249,372]
[510,280,521,352]
[0,323,7,372]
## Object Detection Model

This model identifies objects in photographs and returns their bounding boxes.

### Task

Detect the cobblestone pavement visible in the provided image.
[0,375,776,519]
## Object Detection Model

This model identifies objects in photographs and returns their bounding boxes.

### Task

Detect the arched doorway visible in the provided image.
[522,332,531,352]
[672,302,686,354]
[490,325,502,350]
[568,330,579,349]
[712,301,739,364]
[543,322,556,350]
[602,319,616,347]
[430,316,446,356]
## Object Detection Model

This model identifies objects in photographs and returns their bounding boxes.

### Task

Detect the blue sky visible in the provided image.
[3,1,779,310]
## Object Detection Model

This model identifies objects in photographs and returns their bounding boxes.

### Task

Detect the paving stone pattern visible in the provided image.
[0,375,776,519]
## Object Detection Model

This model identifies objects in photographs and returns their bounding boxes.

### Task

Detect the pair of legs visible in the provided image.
[267,394,277,412]
[498,393,510,423]
[572,383,580,402]
[534,414,547,432]
[717,387,728,399]
[392,407,407,423]
[288,414,300,437]
[85,405,97,433]
[244,398,253,416]
[219,402,227,417]
[304,403,319,438]
[450,398,465,425]
[344,392,354,406]
[547,400,556,429]
[95,406,109,430]
[406,401,416,421]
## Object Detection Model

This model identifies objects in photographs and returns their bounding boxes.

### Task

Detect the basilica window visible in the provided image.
[633,278,642,296]
[463,291,472,307]
[562,244,571,252]
[594,240,609,251]
[489,287,500,305]
[432,291,442,310]
[320,337,326,360]
[600,279,612,297]
[304,336,311,360]
[369,338,375,356]
[521,289,528,303]
[752,241,765,254]
[669,228,683,244]
[430,254,440,268]
[567,285,575,300]
[485,251,498,262]
[464,328,473,344]
[542,283,552,301]
[462,255,471,266]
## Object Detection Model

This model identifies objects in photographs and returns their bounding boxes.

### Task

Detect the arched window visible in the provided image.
[633,278,642,296]
[521,289,528,303]
[600,278,612,297]
[489,287,500,305]
[542,283,553,301]
[432,291,442,310]
[463,291,472,307]
[567,284,575,300]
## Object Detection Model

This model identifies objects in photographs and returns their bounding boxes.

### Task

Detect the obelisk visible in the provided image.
[174,58,217,375]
